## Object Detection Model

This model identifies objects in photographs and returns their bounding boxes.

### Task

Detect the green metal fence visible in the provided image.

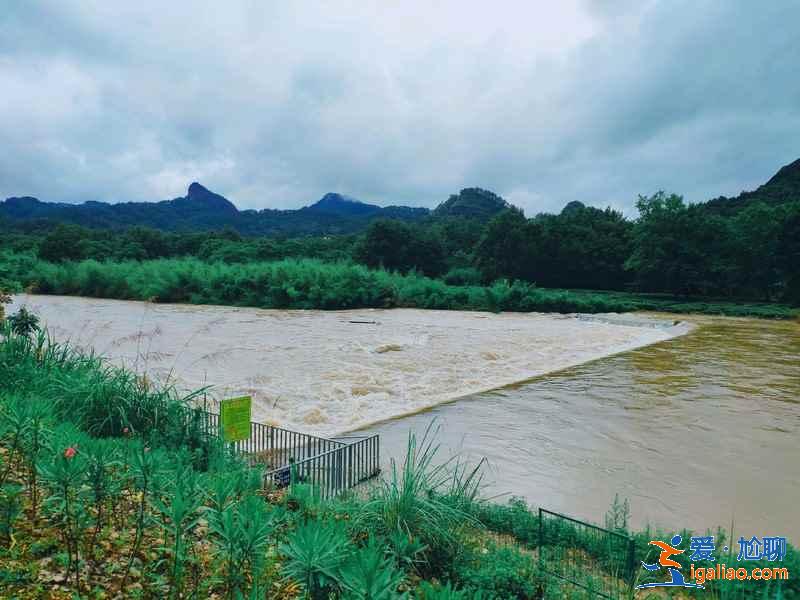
[202,410,381,497]
[538,508,636,599]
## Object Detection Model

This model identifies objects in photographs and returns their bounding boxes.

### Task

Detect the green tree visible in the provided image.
[729,203,783,299]
[626,192,730,295]
[778,203,800,304]
[38,224,88,262]
[356,220,445,276]
[473,208,530,281]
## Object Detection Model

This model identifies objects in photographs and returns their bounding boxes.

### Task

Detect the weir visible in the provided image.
[203,410,381,498]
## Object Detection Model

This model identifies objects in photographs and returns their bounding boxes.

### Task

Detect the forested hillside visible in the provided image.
[2,158,799,307]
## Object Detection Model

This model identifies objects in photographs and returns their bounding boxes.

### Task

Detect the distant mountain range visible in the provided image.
[0,184,511,235]
[1,158,799,234]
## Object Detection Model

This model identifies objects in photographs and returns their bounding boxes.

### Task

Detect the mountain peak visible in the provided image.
[305,193,380,215]
[433,187,511,220]
[765,157,800,187]
[179,182,238,215]
[187,182,210,196]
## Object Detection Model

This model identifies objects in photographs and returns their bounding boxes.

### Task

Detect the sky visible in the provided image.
[1,1,799,215]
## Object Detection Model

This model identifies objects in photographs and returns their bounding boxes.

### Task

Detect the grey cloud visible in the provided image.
[0,0,798,215]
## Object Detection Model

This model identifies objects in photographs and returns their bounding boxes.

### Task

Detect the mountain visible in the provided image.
[705,158,800,214]
[433,188,510,220]
[0,185,430,236]
[302,193,381,216]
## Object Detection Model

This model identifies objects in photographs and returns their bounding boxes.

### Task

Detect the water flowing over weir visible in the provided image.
[9,294,800,539]
[360,316,800,540]
[8,294,687,437]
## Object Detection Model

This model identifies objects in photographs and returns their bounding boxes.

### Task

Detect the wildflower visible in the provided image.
[64,446,77,459]
[123,427,130,435]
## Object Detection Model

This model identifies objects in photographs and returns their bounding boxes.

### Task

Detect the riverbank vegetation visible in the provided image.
[2,190,799,317]
[1,321,796,598]
[0,252,796,318]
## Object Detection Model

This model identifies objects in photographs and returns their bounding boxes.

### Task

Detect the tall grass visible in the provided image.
[3,252,795,317]
[5,255,642,313]
[356,422,483,578]
[0,322,215,459]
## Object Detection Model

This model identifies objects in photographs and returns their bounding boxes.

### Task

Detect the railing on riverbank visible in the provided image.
[264,433,380,499]
[538,508,635,599]
[202,410,380,497]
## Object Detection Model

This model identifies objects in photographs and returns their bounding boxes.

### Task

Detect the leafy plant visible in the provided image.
[339,536,407,599]
[120,443,163,590]
[207,493,276,598]
[38,434,91,588]
[6,306,40,337]
[415,581,482,600]
[0,482,24,543]
[150,465,204,596]
[385,527,427,572]
[357,424,481,577]
[281,520,349,599]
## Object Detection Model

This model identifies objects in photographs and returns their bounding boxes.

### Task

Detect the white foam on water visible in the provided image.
[9,294,691,436]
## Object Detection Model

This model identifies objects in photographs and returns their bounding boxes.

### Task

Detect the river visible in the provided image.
[7,295,799,540]
[359,316,800,540]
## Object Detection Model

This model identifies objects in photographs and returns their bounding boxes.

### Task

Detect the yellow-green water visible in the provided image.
[361,316,800,540]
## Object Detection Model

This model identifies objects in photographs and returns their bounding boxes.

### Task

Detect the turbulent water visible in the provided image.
[9,294,799,539]
[360,316,800,540]
[8,294,684,436]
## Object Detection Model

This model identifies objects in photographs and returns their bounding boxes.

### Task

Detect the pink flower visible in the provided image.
[122,427,130,435]
[64,447,77,459]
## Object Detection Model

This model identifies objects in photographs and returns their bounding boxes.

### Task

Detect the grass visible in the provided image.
[0,323,796,598]
[1,251,797,318]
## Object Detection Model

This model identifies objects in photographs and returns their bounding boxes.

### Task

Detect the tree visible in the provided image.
[777,203,800,304]
[729,203,783,299]
[525,205,633,290]
[38,224,88,262]
[473,208,530,281]
[626,192,727,296]
[355,220,445,276]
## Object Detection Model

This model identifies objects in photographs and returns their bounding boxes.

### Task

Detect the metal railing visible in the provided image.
[538,508,636,599]
[202,410,380,497]
[203,410,345,467]
[264,433,380,499]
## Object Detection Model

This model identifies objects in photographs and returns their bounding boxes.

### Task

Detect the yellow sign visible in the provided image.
[220,396,251,443]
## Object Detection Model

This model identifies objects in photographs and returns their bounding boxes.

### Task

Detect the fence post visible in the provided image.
[347,443,354,488]
[626,537,636,590]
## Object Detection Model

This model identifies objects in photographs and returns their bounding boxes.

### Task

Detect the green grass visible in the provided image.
[0,324,796,598]
[1,252,796,318]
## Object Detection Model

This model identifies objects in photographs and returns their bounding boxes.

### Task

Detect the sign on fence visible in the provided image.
[220,396,252,443]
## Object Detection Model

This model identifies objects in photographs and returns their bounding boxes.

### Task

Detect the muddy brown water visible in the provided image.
[8,295,799,540]
[359,316,800,541]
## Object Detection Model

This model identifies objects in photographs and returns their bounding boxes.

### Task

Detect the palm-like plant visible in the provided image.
[150,464,204,596]
[339,536,407,599]
[281,520,349,599]
[207,493,276,598]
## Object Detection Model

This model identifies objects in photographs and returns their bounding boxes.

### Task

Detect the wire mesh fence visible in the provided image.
[539,508,636,599]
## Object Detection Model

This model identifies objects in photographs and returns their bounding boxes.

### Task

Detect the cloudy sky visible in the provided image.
[1,1,799,214]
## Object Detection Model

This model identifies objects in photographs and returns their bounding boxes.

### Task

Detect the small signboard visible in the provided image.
[220,395,251,443]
